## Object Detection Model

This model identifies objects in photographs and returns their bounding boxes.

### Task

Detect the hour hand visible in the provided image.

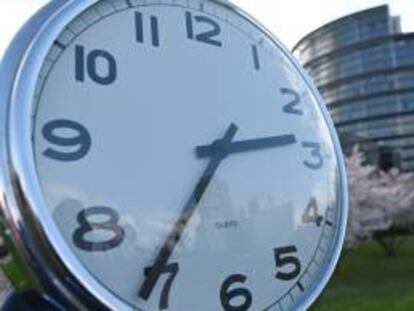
[196,134,296,159]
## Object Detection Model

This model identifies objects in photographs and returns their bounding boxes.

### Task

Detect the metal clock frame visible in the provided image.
[0,0,348,310]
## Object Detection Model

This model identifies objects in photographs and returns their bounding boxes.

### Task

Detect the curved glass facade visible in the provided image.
[293,6,414,171]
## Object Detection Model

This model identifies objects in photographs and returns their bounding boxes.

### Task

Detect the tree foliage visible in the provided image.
[345,147,414,254]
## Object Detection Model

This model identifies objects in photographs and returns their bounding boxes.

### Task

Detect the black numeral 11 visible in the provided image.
[135,11,160,47]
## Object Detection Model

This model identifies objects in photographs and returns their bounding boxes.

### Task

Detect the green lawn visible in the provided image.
[313,238,414,311]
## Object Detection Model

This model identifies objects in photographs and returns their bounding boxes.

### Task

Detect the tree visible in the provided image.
[345,147,414,255]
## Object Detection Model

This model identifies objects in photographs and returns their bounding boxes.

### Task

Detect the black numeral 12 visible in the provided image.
[186,11,222,47]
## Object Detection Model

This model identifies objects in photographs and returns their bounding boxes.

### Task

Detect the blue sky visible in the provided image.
[0,0,413,55]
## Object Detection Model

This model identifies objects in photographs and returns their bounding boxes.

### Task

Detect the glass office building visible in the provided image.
[293,6,414,171]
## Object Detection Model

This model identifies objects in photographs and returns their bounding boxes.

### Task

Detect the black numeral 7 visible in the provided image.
[142,263,179,310]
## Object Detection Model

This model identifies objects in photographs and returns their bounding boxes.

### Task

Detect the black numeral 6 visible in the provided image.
[220,274,252,311]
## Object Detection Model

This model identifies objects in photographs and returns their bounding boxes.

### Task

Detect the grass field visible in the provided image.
[312,238,414,311]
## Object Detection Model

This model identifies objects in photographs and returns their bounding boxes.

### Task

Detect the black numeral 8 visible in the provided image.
[73,206,125,252]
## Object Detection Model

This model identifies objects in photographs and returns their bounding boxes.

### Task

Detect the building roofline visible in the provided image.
[292,5,389,52]
[301,32,414,69]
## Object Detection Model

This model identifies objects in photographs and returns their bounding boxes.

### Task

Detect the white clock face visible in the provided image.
[32,0,345,310]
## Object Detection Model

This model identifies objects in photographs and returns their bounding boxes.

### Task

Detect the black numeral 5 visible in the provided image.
[274,246,302,281]
[186,11,222,47]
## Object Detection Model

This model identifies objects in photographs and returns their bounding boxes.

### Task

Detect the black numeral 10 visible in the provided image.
[75,45,117,85]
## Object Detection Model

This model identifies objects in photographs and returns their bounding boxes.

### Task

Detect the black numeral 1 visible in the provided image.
[135,11,160,47]
[252,45,260,70]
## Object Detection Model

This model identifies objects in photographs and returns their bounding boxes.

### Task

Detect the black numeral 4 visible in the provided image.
[302,197,323,227]
[186,11,222,47]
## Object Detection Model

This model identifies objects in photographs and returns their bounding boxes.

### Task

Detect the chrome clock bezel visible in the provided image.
[0,0,348,310]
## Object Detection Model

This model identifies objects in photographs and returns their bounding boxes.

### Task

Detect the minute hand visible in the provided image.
[138,123,238,300]
[196,134,297,159]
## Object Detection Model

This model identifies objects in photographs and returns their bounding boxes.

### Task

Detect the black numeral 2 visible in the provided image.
[75,45,117,85]
[135,11,160,47]
[73,206,125,252]
[281,88,303,116]
[186,11,222,47]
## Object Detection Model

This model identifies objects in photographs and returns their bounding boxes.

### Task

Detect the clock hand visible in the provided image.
[196,134,297,159]
[138,123,238,300]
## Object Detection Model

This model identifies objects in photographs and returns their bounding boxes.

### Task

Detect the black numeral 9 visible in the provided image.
[42,119,91,162]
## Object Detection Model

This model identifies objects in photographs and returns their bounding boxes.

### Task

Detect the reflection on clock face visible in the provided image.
[32,0,345,310]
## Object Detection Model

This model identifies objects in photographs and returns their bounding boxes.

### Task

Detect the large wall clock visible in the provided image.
[0,0,348,310]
